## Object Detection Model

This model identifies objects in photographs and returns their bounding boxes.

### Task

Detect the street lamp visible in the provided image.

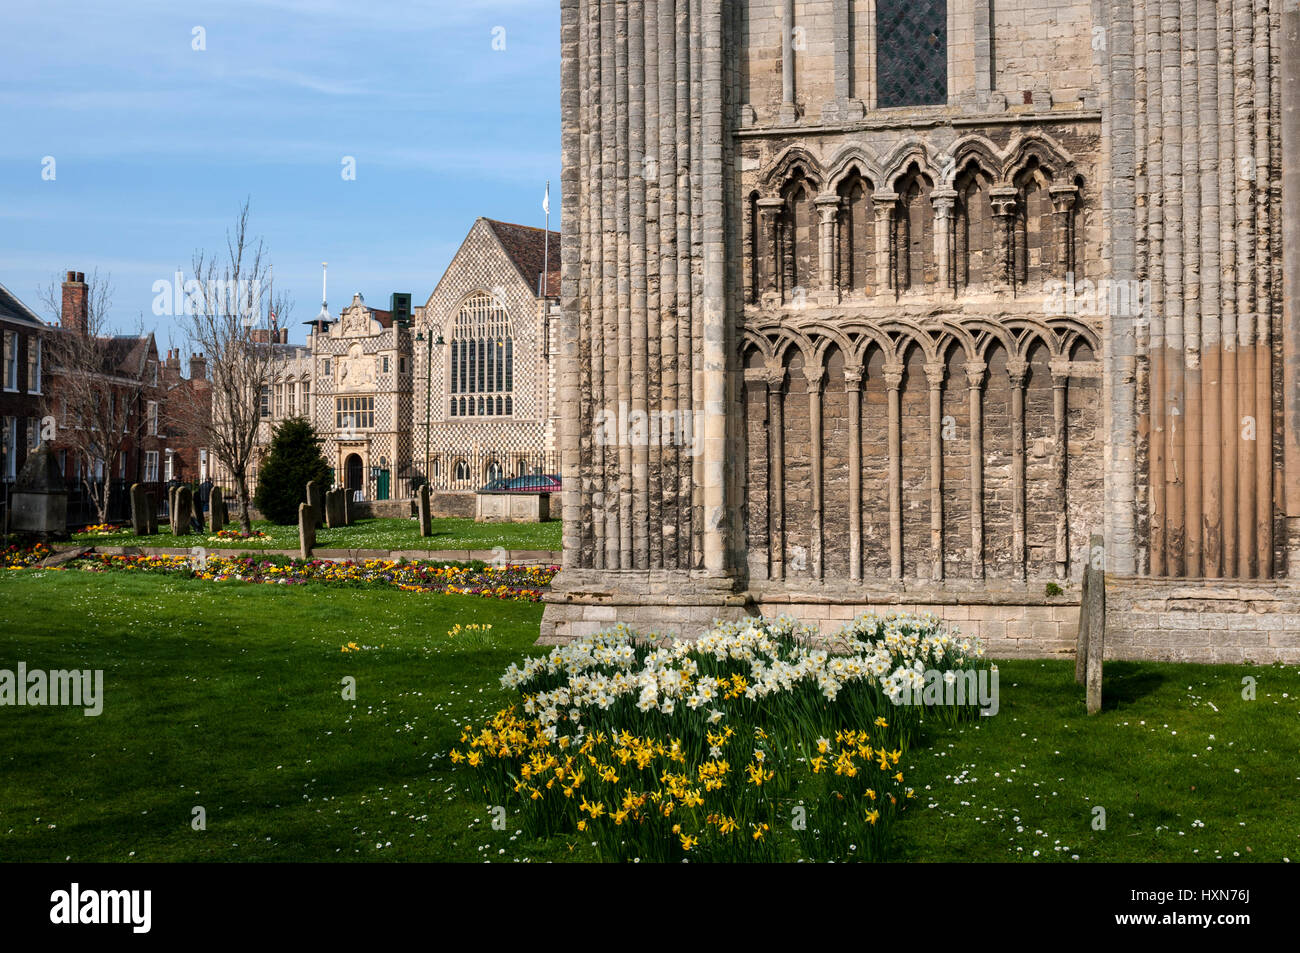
[413,330,444,489]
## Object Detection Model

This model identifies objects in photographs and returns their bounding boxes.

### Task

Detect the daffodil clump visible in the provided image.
[455,613,992,862]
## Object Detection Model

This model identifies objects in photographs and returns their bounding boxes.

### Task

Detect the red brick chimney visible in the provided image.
[61,271,88,335]
[189,352,208,380]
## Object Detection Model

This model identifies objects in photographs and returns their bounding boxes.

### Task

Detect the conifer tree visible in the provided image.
[253,416,332,524]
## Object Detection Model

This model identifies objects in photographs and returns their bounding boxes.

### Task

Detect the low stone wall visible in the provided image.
[1106,577,1300,664]
[349,498,415,520]
[540,571,1300,664]
[431,492,476,519]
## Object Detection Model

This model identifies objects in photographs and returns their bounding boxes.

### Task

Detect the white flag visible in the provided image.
[543,182,550,217]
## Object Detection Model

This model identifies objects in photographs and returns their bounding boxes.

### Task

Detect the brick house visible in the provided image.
[0,280,47,491]
[159,348,213,484]
[45,271,165,523]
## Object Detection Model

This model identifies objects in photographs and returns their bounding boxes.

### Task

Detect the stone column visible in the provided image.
[806,364,826,581]
[884,361,905,579]
[815,193,841,301]
[757,198,784,304]
[1050,184,1079,277]
[822,0,865,121]
[966,361,986,580]
[873,193,897,292]
[1050,358,1071,580]
[779,0,797,125]
[767,365,786,579]
[926,361,946,581]
[990,187,1019,288]
[845,363,864,581]
[1008,359,1028,581]
[931,188,958,294]
[1283,0,1300,576]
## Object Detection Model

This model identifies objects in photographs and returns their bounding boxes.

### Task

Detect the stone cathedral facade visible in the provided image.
[541,0,1300,663]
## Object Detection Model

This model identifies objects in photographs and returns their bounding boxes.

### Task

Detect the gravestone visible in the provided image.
[130,483,152,536]
[299,503,316,560]
[171,485,193,536]
[417,483,432,537]
[145,492,158,535]
[342,489,352,526]
[9,445,67,539]
[306,481,325,527]
[325,488,345,529]
[1076,531,1105,714]
[209,486,225,533]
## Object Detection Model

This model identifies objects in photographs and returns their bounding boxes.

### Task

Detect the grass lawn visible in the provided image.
[72,516,562,553]
[1,570,1296,862]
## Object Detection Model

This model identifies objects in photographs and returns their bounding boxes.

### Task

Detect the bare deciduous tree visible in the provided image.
[174,200,290,534]
[39,271,151,524]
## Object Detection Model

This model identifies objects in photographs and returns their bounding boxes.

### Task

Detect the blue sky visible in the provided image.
[0,0,561,349]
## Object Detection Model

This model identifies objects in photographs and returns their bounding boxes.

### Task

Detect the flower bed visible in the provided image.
[3,543,53,569]
[74,524,124,537]
[35,553,557,602]
[455,614,994,862]
[208,530,269,541]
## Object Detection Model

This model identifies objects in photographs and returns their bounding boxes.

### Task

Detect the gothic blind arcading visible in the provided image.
[449,292,514,418]
[876,0,947,109]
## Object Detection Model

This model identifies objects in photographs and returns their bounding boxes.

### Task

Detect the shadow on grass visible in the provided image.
[1099,661,1167,710]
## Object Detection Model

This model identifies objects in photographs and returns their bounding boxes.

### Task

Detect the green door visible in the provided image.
[377,469,390,501]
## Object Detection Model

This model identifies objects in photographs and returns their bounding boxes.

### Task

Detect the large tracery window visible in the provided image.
[876,0,947,109]
[449,292,513,417]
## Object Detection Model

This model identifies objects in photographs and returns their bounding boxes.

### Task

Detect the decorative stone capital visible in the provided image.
[990,186,1020,218]
[873,191,900,212]
[1049,358,1072,384]
[930,188,958,216]
[843,364,864,389]
[1049,183,1079,214]
[965,361,987,389]
[1007,359,1029,387]
[882,362,905,390]
[815,193,842,224]
[924,363,946,389]
[803,365,826,391]
[756,197,785,221]
[763,365,786,389]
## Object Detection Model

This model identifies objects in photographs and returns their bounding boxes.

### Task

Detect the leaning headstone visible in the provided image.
[145,493,158,535]
[130,483,151,536]
[209,486,225,534]
[299,503,316,560]
[171,485,193,536]
[342,489,352,526]
[417,483,432,537]
[306,481,325,527]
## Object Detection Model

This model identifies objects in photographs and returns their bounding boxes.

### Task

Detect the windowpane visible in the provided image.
[876,0,947,109]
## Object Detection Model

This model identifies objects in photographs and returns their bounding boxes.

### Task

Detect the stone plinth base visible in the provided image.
[476,492,552,523]
[1105,576,1300,664]
[540,572,1300,664]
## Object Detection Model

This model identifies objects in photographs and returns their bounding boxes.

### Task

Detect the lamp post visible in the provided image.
[413,329,443,489]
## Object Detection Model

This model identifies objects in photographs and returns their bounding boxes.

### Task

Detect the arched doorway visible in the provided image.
[344,454,363,497]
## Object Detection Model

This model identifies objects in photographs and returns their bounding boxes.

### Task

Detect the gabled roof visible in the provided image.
[483,219,561,298]
[0,280,47,328]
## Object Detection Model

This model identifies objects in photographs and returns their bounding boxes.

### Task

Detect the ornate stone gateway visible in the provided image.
[542,0,1300,664]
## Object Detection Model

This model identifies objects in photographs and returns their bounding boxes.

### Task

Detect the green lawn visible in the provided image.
[1,570,1295,862]
[73,516,562,553]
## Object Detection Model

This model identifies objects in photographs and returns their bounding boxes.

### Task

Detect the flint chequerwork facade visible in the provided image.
[542,0,1300,663]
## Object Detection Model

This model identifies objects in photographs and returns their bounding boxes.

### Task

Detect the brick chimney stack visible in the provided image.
[189,352,208,380]
[61,271,88,335]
